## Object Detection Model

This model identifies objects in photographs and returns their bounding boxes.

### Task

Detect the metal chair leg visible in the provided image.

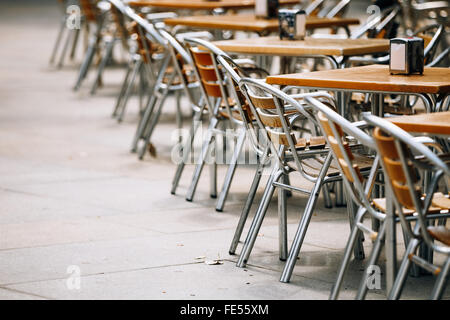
[73,38,97,91]
[112,61,134,118]
[117,59,142,122]
[388,238,420,299]
[430,257,450,300]
[137,89,171,160]
[69,26,80,61]
[57,28,74,69]
[50,16,67,64]
[278,171,288,261]
[345,188,365,260]
[131,90,157,153]
[322,185,333,209]
[215,129,246,212]
[329,207,367,300]
[186,117,219,201]
[171,112,203,195]
[355,222,386,300]
[236,165,283,268]
[90,38,114,95]
[279,153,333,283]
[229,160,265,255]
[209,162,217,198]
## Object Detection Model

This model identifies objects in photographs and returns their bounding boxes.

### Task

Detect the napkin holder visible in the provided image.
[389,37,424,75]
[278,9,306,40]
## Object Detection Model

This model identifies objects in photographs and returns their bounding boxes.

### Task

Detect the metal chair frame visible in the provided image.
[365,114,450,300]
[234,80,369,280]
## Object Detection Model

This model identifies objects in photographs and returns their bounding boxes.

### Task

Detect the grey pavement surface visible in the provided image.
[0,0,448,300]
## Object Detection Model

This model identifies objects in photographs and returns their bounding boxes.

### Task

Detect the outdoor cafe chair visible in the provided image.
[171,37,262,202]
[111,7,170,123]
[73,0,111,91]
[129,14,207,159]
[89,0,131,95]
[234,80,374,271]
[365,114,450,300]
[306,97,450,299]
[50,0,85,68]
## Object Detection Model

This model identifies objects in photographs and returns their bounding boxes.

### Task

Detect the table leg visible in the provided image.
[385,183,397,295]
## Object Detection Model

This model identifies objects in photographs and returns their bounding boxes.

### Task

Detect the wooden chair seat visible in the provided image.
[427,226,450,246]
[372,192,450,215]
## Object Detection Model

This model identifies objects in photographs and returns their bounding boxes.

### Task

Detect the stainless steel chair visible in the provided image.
[234,80,373,277]
[365,114,450,300]
[73,0,110,91]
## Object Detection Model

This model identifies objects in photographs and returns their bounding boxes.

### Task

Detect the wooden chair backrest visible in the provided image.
[373,127,421,209]
[189,48,223,98]
[317,111,363,183]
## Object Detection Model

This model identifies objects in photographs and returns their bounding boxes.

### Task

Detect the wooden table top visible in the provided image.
[388,111,450,136]
[128,0,299,10]
[164,14,359,33]
[212,36,389,56]
[266,65,450,94]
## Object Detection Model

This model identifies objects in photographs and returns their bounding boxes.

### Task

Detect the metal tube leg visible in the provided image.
[209,161,217,198]
[278,171,288,261]
[330,208,367,300]
[117,59,142,123]
[186,118,219,202]
[322,185,333,209]
[280,153,333,283]
[112,61,133,118]
[216,129,246,212]
[229,161,264,255]
[50,17,66,64]
[356,222,386,300]
[57,28,74,69]
[335,181,346,206]
[236,166,283,268]
[388,238,420,300]
[90,39,114,94]
[69,27,80,60]
[171,113,202,194]
[137,92,169,160]
[73,39,97,91]
[131,90,158,153]
[345,188,365,260]
[175,90,183,132]
[430,257,450,300]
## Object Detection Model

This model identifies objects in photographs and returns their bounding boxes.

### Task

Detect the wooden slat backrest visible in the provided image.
[373,127,421,209]
[317,111,363,182]
[189,48,224,98]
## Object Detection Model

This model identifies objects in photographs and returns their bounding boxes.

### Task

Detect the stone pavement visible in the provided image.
[0,0,448,300]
